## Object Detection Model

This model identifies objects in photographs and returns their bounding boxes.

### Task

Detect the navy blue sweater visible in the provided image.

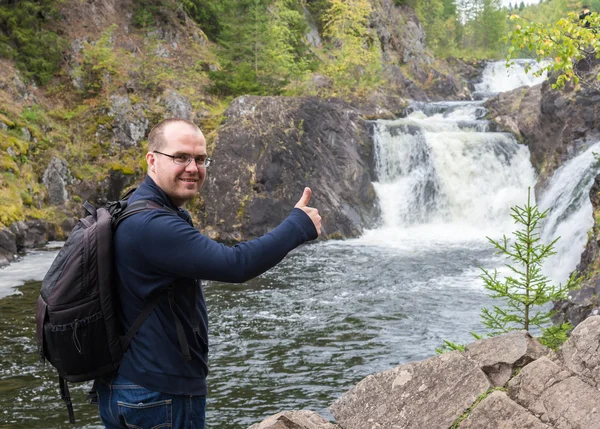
[114,176,318,396]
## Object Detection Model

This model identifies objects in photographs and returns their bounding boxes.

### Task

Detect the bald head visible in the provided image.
[148,118,201,152]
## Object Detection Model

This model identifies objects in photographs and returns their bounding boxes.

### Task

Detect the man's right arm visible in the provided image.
[139,190,320,283]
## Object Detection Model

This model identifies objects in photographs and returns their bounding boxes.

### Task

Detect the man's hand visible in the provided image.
[295,187,322,237]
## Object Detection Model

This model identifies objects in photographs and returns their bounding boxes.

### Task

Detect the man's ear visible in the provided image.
[146,152,156,172]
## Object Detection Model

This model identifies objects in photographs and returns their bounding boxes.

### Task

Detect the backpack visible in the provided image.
[35,191,175,423]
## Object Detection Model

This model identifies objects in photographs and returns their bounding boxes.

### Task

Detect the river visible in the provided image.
[1,60,598,429]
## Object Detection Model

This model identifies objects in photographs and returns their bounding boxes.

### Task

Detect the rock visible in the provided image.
[108,95,149,148]
[329,351,491,429]
[530,376,600,427]
[507,357,571,416]
[0,121,7,131]
[13,74,28,99]
[458,391,550,429]
[42,157,71,205]
[21,127,31,142]
[308,74,332,91]
[9,220,50,250]
[465,331,547,387]
[201,96,379,241]
[552,274,600,328]
[0,228,17,267]
[559,315,600,389]
[247,410,337,429]
[106,169,135,202]
[164,90,192,120]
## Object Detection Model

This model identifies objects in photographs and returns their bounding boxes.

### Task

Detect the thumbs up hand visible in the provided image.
[295,187,321,237]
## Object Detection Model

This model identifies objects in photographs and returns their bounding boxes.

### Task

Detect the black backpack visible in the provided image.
[35,192,174,423]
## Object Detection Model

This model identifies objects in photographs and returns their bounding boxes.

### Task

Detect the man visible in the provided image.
[97,118,321,428]
[580,5,592,28]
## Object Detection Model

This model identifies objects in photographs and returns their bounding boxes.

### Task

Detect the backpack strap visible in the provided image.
[168,287,192,361]
[59,376,75,424]
[113,198,195,361]
[120,292,163,350]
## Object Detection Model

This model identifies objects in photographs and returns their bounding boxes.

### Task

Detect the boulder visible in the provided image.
[0,228,17,267]
[42,157,71,205]
[108,95,149,148]
[247,410,338,429]
[10,220,51,250]
[559,315,600,389]
[525,376,600,427]
[329,351,491,429]
[465,331,547,386]
[201,96,379,241]
[164,90,192,120]
[507,357,571,417]
[458,391,550,429]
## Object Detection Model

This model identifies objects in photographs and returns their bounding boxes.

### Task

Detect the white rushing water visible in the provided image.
[0,242,62,298]
[539,143,600,284]
[361,102,536,249]
[474,59,547,98]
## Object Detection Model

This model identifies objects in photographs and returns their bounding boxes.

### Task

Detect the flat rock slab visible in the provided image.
[508,357,571,417]
[247,410,338,429]
[537,376,600,428]
[330,351,491,429]
[466,331,547,387]
[458,391,549,429]
[560,315,600,389]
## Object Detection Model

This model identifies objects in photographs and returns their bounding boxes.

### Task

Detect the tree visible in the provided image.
[505,12,600,90]
[479,189,578,349]
[437,189,579,354]
[321,0,382,93]
[0,0,64,84]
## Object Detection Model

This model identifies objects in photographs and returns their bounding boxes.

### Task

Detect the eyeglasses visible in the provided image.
[153,151,212,168]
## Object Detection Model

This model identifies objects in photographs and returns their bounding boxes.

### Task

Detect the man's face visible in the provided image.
[147,123,207,207]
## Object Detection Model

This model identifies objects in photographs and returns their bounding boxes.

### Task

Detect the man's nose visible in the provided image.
[185,160,200,172]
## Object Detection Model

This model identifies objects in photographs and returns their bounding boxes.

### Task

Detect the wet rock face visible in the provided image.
[42,157,71,205]
[485,77,600,182]
[200,96,378,242]
[0,228,18,267]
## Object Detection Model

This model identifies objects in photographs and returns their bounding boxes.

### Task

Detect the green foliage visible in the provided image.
[321,0,382,94]
[0,0,65,84]
[209,0,314,96]
[450,387,506,428]
[417,0,509,60]
[505,12,600,90]
[75,25,119,97]
[435,340,466,354]
[479,189,578,347]
[182,0,222,40]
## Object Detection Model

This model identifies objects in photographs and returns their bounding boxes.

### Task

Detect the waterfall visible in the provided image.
[539,143,600,284]
[473,60,547,99]
[363,102,536,247]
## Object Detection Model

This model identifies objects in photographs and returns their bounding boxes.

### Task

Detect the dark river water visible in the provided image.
[0,238,500,429]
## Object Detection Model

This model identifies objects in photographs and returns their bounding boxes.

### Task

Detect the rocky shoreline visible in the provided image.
[249,316,600,429]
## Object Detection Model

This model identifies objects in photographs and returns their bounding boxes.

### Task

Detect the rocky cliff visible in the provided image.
[248,316,600,429]
[200,96,378,241]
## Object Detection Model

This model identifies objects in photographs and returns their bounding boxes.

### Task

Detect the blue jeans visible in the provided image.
[97,374,206,429]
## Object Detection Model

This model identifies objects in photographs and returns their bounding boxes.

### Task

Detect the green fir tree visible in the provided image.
[479,188,578,349]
